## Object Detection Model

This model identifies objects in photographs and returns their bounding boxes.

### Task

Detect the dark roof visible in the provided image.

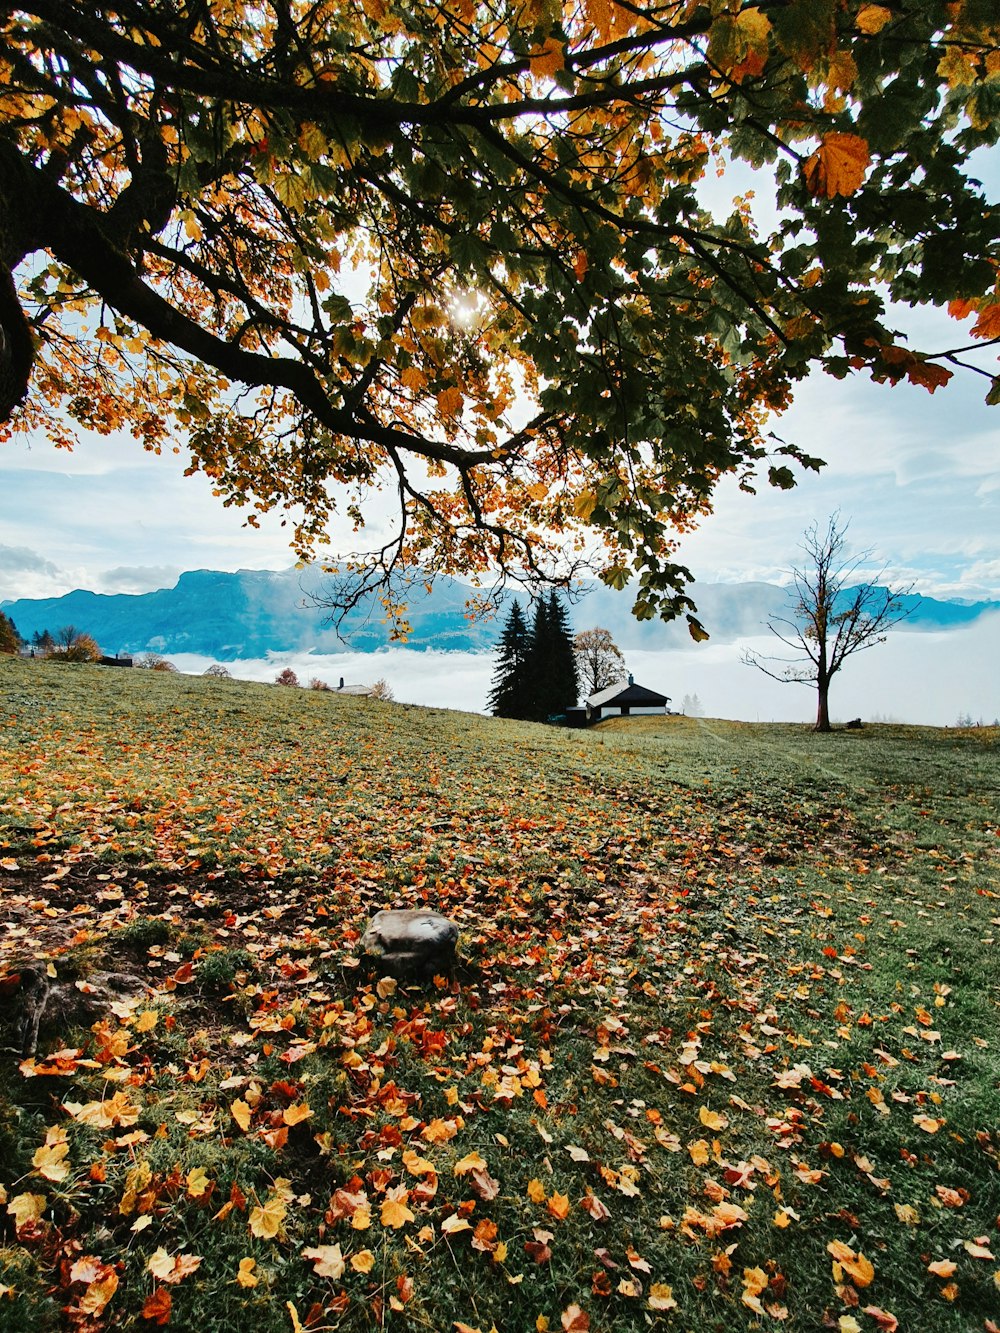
[588,680,670,708]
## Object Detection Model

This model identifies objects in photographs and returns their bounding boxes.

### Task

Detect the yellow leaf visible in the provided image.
[648,1282,677,1310]
[351,1249,375,1273]
[441,1213,472,1235]
[249,1196,287,1240]
[436,386,464,418]
[8,1193,46,1230]
[283,1102,313,1126]
[231,1099,252,1132]
[699,1106,728,1131]
[303,1244,345,1278]
[381,1187,415,1230]
[687,1138,711,1166]
[186,1167,211,1198]
[235,1258,259,1288]
[79,1272,118,1315]
[454,1151,488,1176]
[147,1248,202,1284]
[828,1240,875,1287]
[136,1011,158,1032]
[351,1203,372,1230]
[32,1141,70,1183]
[402,1150,435,1177]
[803,133,870,198]
[547,1191,571,1220]
[527,1178,547,1203]
[856,5,893,34]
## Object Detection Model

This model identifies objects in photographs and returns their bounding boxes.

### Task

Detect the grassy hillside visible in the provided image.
[1,657,998,1332]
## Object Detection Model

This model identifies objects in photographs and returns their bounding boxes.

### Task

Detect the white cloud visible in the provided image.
[166,613,1000,729]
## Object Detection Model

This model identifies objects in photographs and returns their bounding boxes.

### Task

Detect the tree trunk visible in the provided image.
[814,678,832,732]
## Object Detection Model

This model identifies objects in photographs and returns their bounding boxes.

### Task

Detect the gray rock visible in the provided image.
[361,909,459,976]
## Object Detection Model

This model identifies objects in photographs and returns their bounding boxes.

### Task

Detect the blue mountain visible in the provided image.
[3,569,997,659]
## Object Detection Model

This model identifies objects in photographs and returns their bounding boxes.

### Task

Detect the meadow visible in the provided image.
[0,656,998,1332]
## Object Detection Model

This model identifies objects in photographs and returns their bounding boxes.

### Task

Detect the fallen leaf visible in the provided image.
[235,1258,258,1288]
[303,1244,345,1278]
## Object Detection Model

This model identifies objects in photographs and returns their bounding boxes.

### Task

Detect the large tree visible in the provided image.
[574,626,626,697]
[486,598,531,718]
[743,514,913,731]
[2,3,998,632]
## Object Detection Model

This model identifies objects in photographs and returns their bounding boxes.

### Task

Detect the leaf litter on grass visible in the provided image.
[0,658,998,1331]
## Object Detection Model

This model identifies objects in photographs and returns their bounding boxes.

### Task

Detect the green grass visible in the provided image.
[0,655,998,1332]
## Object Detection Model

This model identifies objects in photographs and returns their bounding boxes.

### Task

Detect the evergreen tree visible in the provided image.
[544,592,579,719]
[487,600,531,718]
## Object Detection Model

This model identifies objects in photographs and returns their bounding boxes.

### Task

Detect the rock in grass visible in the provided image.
[360,909,459,976]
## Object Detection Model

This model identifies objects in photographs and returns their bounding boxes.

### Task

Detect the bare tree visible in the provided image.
[743,515,913,732]
[574,628,626,697]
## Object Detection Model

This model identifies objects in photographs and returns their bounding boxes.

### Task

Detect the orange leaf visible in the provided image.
[906,360,952,393]
[971,303,1000,340]
[927,1259,957,1278]
[803,133,870,197]
[142,1288,172,1325]
[547,1191,571,1220]
[828,1240,875,1287]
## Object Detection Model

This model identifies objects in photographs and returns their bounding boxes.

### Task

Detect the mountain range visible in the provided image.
[3,567,998,660]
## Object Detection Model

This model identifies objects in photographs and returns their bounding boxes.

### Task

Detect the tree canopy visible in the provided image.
[2,1,999,630]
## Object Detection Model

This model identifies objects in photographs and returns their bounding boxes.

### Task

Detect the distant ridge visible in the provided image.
[3,568,997,660]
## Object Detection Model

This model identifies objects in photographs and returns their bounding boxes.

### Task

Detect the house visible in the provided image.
[566,674,671,726]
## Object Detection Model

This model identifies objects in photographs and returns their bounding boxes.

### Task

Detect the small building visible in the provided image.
[583,674,670,723]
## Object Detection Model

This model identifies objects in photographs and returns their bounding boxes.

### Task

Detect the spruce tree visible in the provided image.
[521,595,553,721]
[545,592,580,718]
[487,600,531,718]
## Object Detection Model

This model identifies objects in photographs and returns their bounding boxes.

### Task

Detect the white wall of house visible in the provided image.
[630,706,666,715]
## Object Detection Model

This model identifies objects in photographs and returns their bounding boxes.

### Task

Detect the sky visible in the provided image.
[2,159,999,614]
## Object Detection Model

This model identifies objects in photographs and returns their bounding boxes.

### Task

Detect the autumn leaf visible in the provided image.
[231,1099,252,1132]
[648,1283,677,1311]
[928,1259,957,1278]
[148,1249,203,1284]
[527,1178,547,1204]
[828,1239,875,1287]
[560,1304,590,1332]
[971,304,1000,341]
[381,1186,415,1229]
[803,133,871,197]
[235,1258,259,1288]
[453,1151,488,1175]
[303,1244,345,1278]
[142,1289,172,1325]
[855,5,893,34]
[8,1193,47,1232]
[32,1139,70,1182]
[351,1250,375,1273]
[78,1272,119,1316]
[248,1196,287,1240]
[547,1191,571,1220]
[699,1105,728,1131]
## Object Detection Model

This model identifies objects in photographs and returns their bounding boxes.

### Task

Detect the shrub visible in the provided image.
[203,663,232,679]
[309,677,332,691]
[370,678,394,701]
[275,667,299,686]
[135,653,178,672]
